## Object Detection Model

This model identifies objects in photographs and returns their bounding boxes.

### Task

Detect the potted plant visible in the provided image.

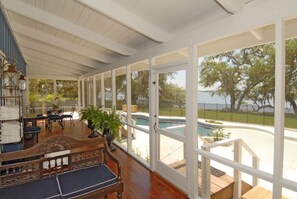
[79,105,103,138]
[101,108,123,151]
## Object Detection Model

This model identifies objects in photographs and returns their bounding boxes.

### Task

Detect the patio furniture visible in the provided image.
[0,135,124,199]
[46,110,64,131]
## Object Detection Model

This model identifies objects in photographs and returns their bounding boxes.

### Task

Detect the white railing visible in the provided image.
[201,138,260,199]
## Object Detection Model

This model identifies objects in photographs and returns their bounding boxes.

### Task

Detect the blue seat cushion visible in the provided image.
[0,176,61,199]
[57,164,117,198]
[48,115,63,120]
[24,126,41,133]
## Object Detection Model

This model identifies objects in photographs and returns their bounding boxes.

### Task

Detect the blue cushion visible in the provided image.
[57,164,117,198]
[24,126,41,133]
[0,177,61,199]
[2,143,23,153]
[48,115,62,120]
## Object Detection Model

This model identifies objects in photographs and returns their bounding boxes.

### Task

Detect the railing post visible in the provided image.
[233,140,242,199]
[201,146,211,199]
[252,156,259,186]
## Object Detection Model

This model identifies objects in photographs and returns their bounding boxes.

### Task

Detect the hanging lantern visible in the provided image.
[19,74,26,92]
[3,64,19,94]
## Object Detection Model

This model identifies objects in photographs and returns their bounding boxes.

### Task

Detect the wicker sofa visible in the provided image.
[0,135,123,198]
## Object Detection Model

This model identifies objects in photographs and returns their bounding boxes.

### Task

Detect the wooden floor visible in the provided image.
[36,120,188,199]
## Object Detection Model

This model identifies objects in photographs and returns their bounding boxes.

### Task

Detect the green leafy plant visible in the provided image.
[79,105,103,131]
[210,127,230,142]
[101,108,123,138]
[203,127,231,144]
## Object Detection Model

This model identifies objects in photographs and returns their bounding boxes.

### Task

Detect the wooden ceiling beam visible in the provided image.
[77,0,171,42]
[2,0,136,55]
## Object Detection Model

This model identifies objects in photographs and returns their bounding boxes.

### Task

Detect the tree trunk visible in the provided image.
[230,95,236,112]
[287,98,297,114]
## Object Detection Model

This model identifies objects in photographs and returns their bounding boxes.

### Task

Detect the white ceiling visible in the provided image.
[0,0,247,79]
[1,0,296,80]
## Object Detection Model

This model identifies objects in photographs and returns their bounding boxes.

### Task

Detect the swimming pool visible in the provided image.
[133,116,213,136]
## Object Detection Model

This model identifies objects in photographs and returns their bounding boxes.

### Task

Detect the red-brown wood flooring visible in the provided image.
[36,119,188,199]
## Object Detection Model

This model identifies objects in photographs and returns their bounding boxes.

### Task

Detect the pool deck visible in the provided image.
[125,113,297,198]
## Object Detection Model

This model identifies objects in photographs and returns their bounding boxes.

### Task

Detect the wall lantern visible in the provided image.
[19,74,26,92]
[3,63,19,94]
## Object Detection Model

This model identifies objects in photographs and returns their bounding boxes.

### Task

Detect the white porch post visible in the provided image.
[233,141,242,198]
[93,75,96,106]
[82,79,85,108]
[149,57,157,171]
[186,44,198,199]
[112,70,116,108]
[126,65,132,153]
[87,77,93,106]
[77,80,81,108]
[101,73,105,107]
[273,18,285,199]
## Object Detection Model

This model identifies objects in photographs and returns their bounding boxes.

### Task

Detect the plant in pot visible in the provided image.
[101,108,123,151]
[79,105,103,138]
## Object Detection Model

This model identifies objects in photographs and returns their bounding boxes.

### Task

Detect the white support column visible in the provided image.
[273,18,285,199]
[93,76,96,106]
[88,77,91,106]
[149,57,157,171]
[186,44,198,199]
[201,147,211,199]
[101,74,105,107]
[112,70,116,108]
[82,79,85,108]
[126,65,132,153]
[233,141,242,198]
[78,80,81,108]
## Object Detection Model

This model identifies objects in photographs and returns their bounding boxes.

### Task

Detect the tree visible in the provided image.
[56,80,78,100]
[284,39,297,114]
[248,39,297,114]
[129,70,177,108]
[159,83,186,108]
[199,45,275,112]
[29,79,54,106]
[131,70,150,106]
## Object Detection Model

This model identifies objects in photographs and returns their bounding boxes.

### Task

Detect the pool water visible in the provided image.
[134,117,213,136]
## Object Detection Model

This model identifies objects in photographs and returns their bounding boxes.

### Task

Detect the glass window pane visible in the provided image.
[29,78,54,114]
[104,72,112,108]
[159,134,185,176]
[283,37,297,184]
[56,80,78,111]
[89,77,93,105]
[79,80,82,107]
[115,67,126,111]
[131,62,149,114]
[84,79,88,107]
[96,75,102,107]
[158,70,186,134]
[131,127,150,164]
[197,43,276,185]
